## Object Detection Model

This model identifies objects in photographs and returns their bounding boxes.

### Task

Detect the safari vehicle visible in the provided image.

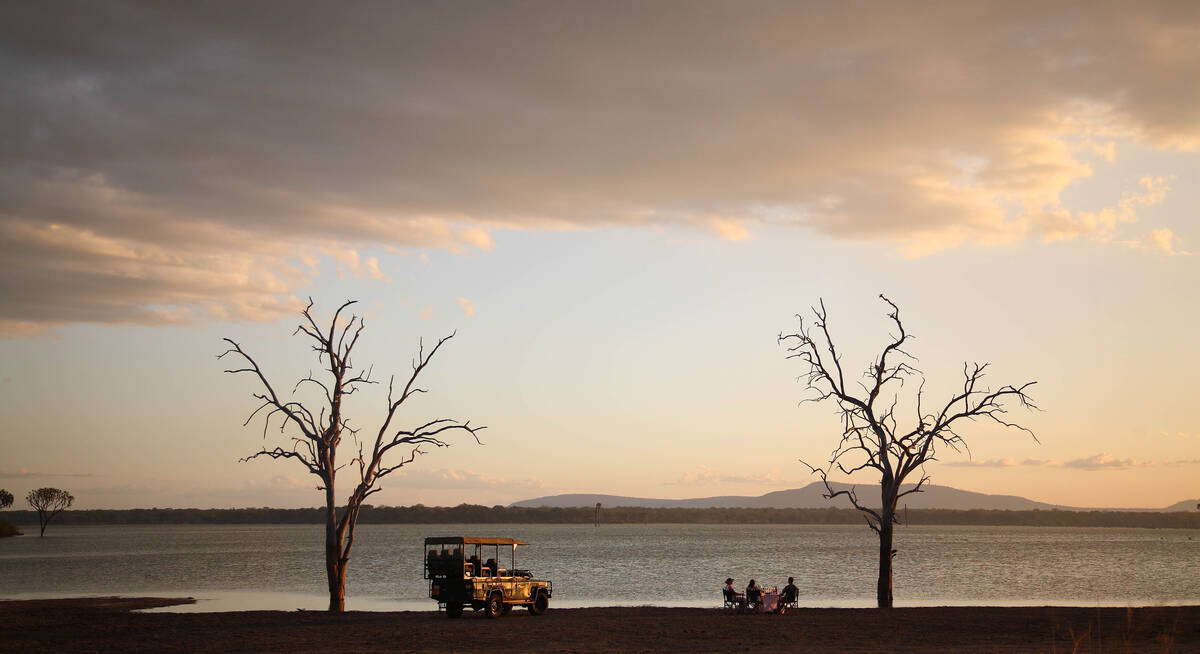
[424,536,553,618]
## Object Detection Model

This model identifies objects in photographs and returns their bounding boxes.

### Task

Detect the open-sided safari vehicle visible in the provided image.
[424,536,553,618]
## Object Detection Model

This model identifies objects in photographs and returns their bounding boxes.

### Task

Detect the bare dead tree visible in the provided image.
[219,299,483,612]
[0,489,12,510]
[26,487,74,537]
[779,295,1037,608]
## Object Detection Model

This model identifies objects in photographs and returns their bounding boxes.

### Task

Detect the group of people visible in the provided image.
[722,576,798,612]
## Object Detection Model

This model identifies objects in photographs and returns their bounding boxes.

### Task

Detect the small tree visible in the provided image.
[779,295,1036,608]
[220,299,482,612]
[0,489,16,538]
[26,488,74,537]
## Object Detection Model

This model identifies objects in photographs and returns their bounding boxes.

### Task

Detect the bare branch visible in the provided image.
[221,300,482,612]
[784,295,1037,608]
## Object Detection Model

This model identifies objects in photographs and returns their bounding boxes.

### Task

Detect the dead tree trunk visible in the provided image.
[878,484,896,608]
[323,476,343,612]
[780,295,1037,609]
[221,298,482,612]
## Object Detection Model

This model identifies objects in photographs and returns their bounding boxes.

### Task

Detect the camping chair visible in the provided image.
[777,586,798,614]
[723,588,747,611]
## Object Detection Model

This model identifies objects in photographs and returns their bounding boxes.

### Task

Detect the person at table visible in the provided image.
[723,578,746,607]
[780,576,799,605]
[745,579,762,607]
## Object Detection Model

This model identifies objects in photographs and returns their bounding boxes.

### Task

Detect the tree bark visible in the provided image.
[323,470,346,612]
[328,560,346,612]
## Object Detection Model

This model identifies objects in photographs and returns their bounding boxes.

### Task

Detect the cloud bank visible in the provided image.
[945,452,1199,470]
[3,2,1199,334]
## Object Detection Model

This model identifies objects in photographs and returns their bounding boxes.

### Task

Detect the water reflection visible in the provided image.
[1,523,1197,610]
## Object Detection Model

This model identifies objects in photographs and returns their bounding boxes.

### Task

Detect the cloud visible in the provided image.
[945,453,1200,470]
[455,297,474,317]
[1122,228,1192,256]
[418,305,434,321]
[1164,431,1198,439]
[3,3,1199,334]
[266,475,311,490]
[0,468,99,479]
[944,458,1020,468]
[1060,453,1152,470]
[387,468,544,491]
[668,466,792,486]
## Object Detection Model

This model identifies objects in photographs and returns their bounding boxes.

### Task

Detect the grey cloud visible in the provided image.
[3,2,1199,333]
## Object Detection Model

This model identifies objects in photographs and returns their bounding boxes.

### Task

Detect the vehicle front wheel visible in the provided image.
[484,593,504,618]
[528,592,549,616]
[445,602,463,618]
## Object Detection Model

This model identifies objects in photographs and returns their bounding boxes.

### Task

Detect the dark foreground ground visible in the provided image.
[2,598,1197,653]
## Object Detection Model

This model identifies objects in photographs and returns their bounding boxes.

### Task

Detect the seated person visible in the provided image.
[468,555,481,576]
[484,558,499,577]
[781,577,799,605]
[723,578,746,608]
[745,579,762,607]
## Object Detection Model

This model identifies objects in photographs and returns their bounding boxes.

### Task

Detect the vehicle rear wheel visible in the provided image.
[446,602,463,618]
[484,593,504,618]
[528,592,549,616]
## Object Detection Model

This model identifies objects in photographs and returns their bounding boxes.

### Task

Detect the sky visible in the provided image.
[0,1,1197,510]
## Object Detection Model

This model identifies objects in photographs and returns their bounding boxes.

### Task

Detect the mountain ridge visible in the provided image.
[511,482,1197,512]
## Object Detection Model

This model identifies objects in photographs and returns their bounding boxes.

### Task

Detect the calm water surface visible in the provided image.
[1,523,1196,611]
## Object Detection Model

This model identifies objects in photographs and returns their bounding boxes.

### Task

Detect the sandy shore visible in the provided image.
[2,597,1197,653]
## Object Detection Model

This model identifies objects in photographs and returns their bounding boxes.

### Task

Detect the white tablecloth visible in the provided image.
[758,592,779,613]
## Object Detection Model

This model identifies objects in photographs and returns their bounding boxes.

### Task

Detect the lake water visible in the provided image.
[1,523,1197,612]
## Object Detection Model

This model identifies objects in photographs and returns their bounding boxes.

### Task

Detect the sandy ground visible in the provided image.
[1,597,1197,653]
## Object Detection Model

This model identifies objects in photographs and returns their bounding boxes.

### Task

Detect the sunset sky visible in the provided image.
[1,2,1197,510]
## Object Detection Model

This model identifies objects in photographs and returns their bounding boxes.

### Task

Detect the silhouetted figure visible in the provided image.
[723,577,746,610]
[781,576,799,606]
[745,579,762,607]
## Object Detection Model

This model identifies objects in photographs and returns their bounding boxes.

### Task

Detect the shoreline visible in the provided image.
[8,590,1200,614]
[3,597,1198,653]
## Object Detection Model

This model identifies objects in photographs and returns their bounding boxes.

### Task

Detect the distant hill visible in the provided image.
[511,482,1197,512]
[1163,499,1200,512]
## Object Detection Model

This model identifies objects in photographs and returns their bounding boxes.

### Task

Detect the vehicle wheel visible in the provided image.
[528,592,549,616]
[446,602,463,618]
[484,593,504,618]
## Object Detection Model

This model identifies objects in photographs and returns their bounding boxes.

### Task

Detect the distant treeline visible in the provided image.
[3,505,1198,529]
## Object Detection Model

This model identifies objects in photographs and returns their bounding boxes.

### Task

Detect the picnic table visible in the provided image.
[757,591,780,613]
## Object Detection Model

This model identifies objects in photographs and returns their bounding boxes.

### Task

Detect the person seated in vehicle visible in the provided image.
[723,578,746,609]
[484,558,499,577]
[745,579,762,607]
[467,554,481,576]
[780,577,799,606]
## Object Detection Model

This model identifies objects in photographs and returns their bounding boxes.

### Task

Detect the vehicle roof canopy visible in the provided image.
[424,536,530,546]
